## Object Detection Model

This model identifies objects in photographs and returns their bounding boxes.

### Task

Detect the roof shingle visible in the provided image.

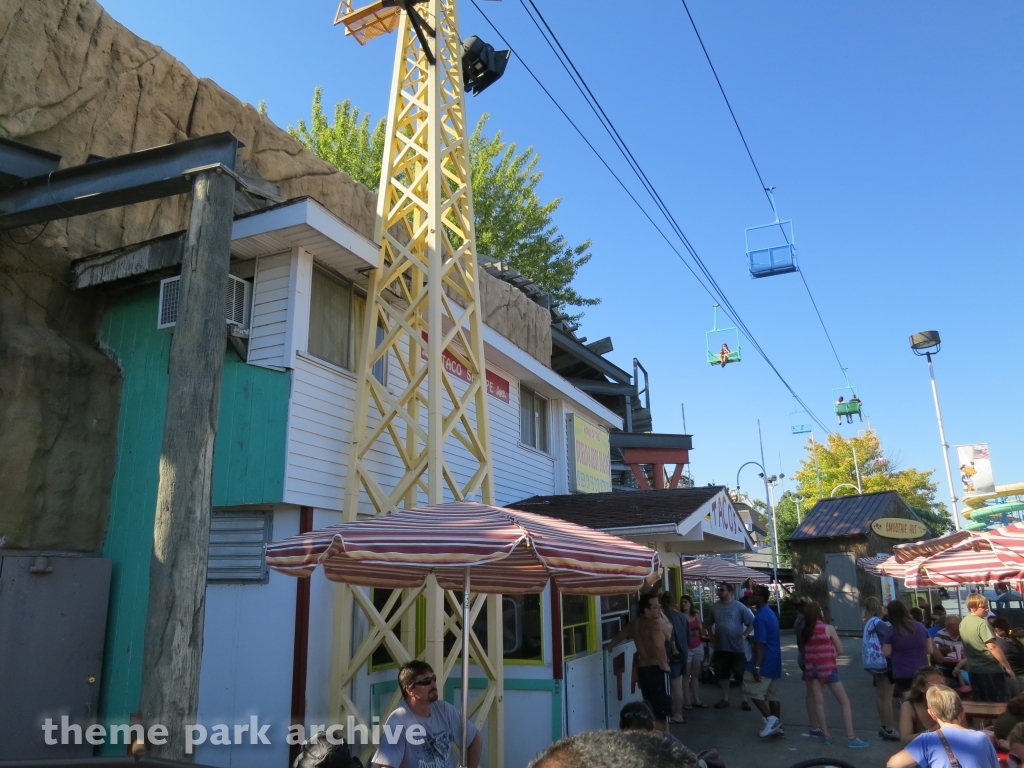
[507,487,724,529]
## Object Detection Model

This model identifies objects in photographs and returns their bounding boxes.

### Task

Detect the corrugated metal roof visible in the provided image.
[507,486,723,529]
[789,491,918,541]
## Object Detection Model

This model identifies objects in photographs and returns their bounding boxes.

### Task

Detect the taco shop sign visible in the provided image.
[871,518,928,539]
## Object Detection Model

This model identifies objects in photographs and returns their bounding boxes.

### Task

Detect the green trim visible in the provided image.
[96,286,289,752]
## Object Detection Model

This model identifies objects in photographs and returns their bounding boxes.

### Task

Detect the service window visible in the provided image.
[600,593,639,644]
[503,594,543,663]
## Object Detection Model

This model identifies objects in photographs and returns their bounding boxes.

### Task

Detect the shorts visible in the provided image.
[971,672,1010,703]
[689,643,704,662]
[892,676,914,694]
[803,665,840,685]
[637,665,672,721]
[742,671,781,702]
[714,650,747,683]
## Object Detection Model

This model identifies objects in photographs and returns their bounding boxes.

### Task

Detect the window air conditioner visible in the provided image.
[158,274,251,330]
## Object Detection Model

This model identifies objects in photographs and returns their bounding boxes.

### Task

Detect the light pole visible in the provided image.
[851,444,863,493]
[910,331,961,531]
[737,460,781,611]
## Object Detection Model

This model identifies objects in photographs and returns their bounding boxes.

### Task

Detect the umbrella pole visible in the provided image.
[461,567,470,768]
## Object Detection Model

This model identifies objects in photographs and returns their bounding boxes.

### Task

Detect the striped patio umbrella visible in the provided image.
[857,555,895,577]
[680,557,769,583]
[898,523,1024,587]
[266,501,661,594]
[267,501,660,759]
[892,529,975,563]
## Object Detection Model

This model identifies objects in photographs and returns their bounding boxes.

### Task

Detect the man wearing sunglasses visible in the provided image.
[372,660,482,768]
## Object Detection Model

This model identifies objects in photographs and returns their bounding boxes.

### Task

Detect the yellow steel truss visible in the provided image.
[329,1,503,764]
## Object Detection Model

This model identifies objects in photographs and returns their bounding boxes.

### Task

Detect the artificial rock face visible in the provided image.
[0,0,550,550]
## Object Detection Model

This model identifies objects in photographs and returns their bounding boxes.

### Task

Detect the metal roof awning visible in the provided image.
[72,197,378,289]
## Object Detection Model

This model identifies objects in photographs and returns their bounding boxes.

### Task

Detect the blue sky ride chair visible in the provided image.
[745,187,798,278]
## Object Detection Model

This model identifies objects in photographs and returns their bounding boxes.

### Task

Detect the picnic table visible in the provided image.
[963,700,1007,729]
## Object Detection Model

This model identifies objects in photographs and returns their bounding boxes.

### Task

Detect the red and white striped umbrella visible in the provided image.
[892,529,975,563]
[680,557,769,583]
[899,523,1024,586]
[265,501,661,595]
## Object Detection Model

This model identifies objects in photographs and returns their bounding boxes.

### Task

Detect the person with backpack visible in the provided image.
[863,597,900,741]
[886,684,998,768]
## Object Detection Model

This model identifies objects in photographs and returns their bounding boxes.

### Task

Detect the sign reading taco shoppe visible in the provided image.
[871,518,928,539]
[419,332,510,402]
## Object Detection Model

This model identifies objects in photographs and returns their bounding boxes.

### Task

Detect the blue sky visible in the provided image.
[101,0,1024,519]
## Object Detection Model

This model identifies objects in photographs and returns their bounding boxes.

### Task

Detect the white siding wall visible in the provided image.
[247,251,292,368]
[283,346,557,511]
[196,507,298,768]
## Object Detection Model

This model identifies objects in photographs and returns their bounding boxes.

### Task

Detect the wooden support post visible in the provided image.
[138,169,235,760]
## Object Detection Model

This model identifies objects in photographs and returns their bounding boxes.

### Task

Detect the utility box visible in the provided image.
[0,555,112,759]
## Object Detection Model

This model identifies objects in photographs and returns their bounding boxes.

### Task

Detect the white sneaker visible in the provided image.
[759,715,781,737]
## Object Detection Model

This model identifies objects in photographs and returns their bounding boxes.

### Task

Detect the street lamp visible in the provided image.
[910,331,961,531]
[737,461,781,611]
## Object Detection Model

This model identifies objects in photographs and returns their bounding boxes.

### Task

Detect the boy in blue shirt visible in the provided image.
[742,584,784,738]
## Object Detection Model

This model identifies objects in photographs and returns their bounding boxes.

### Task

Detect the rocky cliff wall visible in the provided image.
[0,0,550,550]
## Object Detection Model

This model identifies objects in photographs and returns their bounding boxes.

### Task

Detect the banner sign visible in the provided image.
[880,576,898,605]
[706,491,746,540]
[956,444,995,498]
[420,332,510,402]
[871,517,929,539]
[567,414,611,493]
[485,370,510,404]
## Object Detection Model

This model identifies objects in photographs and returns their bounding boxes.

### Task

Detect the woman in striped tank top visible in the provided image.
[802,601,869,748]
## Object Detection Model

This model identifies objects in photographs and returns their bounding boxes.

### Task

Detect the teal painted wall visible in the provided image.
[97,286,290,740]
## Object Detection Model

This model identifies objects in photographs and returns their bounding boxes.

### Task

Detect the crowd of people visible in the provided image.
[287,585,1024,768]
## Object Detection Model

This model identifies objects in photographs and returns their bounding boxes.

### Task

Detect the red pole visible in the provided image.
[289,506,315,764]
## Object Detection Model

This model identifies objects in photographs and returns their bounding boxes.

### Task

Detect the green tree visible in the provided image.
[791,429,953,535]
[288,86,387,191]
[286,89,598,315]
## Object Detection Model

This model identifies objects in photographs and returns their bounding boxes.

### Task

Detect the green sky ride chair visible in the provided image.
[706,304,741,367]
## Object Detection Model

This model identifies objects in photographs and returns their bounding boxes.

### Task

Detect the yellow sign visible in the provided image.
[871,518,928,539]
[567,414,611,493]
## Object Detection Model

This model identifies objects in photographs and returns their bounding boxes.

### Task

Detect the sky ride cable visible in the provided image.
[469,0,833,434]
[678,0,850,381]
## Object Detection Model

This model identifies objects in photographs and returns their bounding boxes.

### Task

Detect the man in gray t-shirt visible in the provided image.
[372,661,480,768]
[709,583,754,708]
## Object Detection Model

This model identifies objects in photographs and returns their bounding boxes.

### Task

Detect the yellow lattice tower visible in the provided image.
[328,1,503,764]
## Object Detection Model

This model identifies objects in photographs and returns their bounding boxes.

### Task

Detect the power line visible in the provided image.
[678,0,848,379]
[478,0,832,433]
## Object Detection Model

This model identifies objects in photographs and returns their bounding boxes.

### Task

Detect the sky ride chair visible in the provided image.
[790,400,813,434]
[745,187,798,278]
[706,304,741,367]
[833,368,863,425]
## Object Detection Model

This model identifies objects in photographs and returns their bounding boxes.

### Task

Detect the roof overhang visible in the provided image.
[230,197,377,279]
[72,197,378,289]
[600,489,755,555]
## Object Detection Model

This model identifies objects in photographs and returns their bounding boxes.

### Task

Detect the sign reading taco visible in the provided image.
[871,517,928,539]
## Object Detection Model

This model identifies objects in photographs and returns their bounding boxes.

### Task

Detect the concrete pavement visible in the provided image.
[668,635,902,768]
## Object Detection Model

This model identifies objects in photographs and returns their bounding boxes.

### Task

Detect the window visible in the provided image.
[504,594,543,663]
[600,593,639,644]
[562,594,596,658]
[308,267,353,369]
[520,385,548,452]
[207,510,272,583]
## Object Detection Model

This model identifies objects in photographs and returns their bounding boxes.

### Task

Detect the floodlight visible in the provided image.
[462,36,510,96]
[910,330,941,356]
